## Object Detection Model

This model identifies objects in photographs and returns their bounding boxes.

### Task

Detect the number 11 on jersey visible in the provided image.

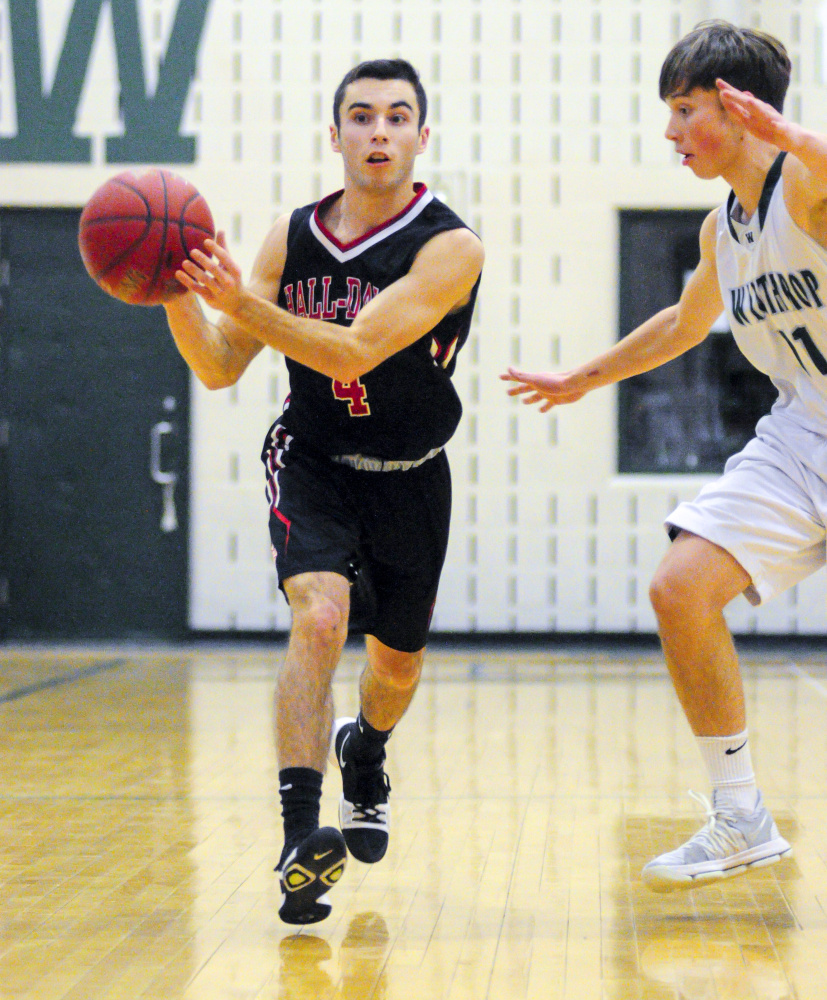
[332,378,371,416]
[778,324,827,376]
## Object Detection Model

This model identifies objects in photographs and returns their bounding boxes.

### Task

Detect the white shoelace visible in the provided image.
[686,790,744,857]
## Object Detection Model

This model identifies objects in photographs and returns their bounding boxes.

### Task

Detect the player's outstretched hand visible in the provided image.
[716,79,794,148]
[501,367,590,412]
[177,232,244,314]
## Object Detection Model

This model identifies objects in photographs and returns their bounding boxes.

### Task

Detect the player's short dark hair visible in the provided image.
[333,59,428,131]
[659,20,791,112]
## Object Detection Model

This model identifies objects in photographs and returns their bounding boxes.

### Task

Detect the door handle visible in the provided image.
[150,420,178,533]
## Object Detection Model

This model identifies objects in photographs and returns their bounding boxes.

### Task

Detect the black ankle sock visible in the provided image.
[279,767,323,855]
[353,711,392,763]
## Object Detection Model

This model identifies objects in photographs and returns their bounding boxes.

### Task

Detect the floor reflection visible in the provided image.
[277,935,334,999]
[340,912,390,999]
[277,912,390,1000]
[639,927,793,999]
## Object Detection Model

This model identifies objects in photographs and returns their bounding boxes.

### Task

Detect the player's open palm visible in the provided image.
[716,79,791,148]
[501,367,590,412]
[178,231,245,315]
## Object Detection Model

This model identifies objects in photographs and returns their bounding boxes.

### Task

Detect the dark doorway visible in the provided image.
[0,208,189,639]
[618,209,776,474]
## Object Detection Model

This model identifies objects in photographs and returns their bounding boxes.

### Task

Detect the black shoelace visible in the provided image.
[351,768,391,812]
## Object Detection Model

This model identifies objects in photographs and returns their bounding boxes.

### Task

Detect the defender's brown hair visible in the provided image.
[659,20,791,112]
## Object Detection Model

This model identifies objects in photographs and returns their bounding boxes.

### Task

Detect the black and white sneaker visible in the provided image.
[330,717,391,864]
[276,826,347,924]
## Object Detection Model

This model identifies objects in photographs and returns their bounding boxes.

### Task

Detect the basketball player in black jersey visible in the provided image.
[164,59,484,924]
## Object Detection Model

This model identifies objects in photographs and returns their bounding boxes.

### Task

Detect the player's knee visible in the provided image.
[649,564,702,624]
[371,652,422,691]
[291,593,348,649]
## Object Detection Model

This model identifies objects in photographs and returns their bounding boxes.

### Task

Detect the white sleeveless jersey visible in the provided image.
[716,152,827,460]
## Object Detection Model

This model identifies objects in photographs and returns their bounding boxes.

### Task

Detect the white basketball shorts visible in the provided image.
[666,416,827,606]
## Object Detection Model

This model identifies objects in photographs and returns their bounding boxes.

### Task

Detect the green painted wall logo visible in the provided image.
[0,0,212,163]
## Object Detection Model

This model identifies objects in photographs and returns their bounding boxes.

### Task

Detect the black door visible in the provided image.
[0,208,189,640]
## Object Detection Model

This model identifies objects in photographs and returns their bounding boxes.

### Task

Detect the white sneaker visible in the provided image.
[641,790,792,892]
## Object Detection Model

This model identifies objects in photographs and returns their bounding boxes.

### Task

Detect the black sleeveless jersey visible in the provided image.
[276,184,480,461]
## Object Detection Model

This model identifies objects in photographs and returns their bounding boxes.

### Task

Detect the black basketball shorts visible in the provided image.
[262,431,452,653]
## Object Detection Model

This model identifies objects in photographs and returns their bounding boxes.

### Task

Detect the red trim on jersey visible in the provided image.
[273,508,291,549]
[313,183,429,252]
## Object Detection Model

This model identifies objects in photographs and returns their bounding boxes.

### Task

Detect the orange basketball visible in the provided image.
[78,168,215,306]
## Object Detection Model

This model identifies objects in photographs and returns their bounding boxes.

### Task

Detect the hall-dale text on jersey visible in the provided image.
[282,277,380,322]
[282,274,462,372]
[729,268,824,326]
[0,0,211,163]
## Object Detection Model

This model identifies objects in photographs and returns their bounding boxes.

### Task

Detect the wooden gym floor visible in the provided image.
[0,640,825,1000]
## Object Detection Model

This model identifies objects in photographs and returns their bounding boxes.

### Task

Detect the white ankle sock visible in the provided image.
[696,729,759,812]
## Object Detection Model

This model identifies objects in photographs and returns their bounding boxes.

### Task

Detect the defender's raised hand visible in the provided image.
[716,79,794,148]
[501,367,590,412]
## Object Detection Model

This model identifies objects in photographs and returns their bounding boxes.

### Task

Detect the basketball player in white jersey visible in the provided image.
[503,21,827,891]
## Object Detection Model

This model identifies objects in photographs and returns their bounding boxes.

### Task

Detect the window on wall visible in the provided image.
[617,209,776,474]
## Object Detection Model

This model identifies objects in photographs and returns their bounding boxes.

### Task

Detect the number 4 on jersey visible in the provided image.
[332,378,371,416]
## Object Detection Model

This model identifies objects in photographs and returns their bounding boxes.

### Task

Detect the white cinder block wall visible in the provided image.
[3,0,826,634]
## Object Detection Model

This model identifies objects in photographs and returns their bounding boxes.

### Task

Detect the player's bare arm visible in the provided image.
[717,79,827,245]
[502,209,724,411]
[165,215,290,390]
[181,226,484,383]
